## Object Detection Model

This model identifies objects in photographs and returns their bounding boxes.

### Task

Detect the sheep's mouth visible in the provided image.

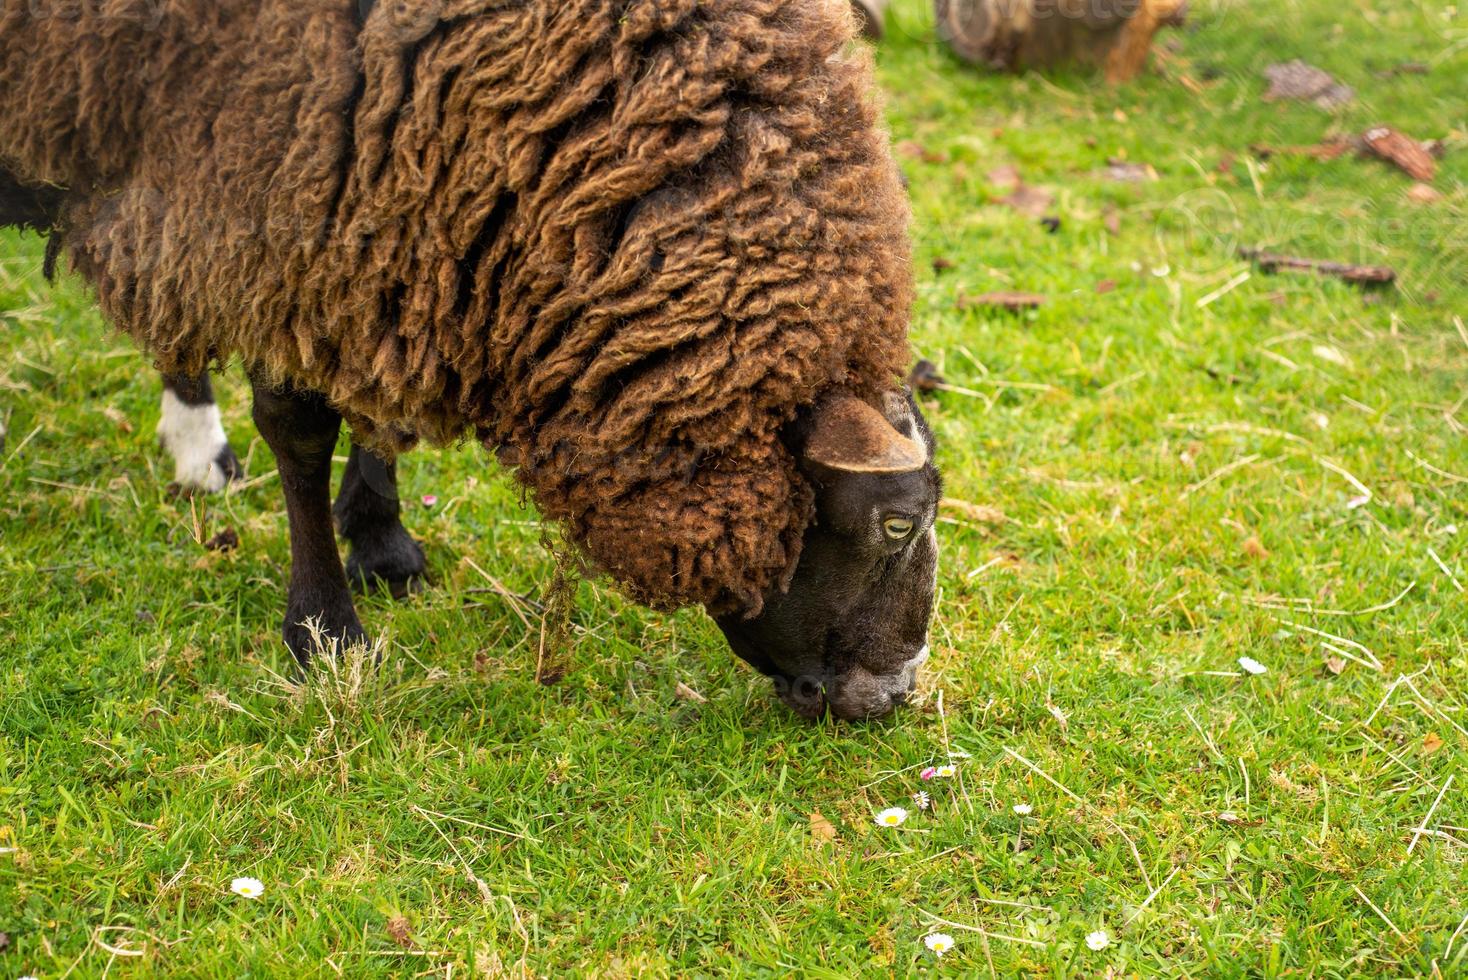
[772,676,829,721]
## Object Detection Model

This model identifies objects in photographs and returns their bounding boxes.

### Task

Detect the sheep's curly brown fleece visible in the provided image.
[0,0,913,614]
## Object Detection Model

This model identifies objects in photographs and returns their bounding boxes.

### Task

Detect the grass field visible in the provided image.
[2,0,1466,974]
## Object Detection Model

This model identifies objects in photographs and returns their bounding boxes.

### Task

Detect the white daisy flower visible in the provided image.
[1238,656,1268,676]
[875,807,909,828]
[1086,929,1110,951]
[1012,803,1033,815]
[230,876,265,899]
[924,932,956,956]
[935,764,957,778]
[913,791,931,811]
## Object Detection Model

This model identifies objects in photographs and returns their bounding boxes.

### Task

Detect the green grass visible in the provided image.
[2,0,1466,974]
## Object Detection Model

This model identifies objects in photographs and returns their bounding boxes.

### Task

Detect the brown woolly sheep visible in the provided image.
[0,0,941,720]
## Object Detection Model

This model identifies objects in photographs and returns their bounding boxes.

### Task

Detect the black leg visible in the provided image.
[334,442,426,598]
[250,379,365,665]
[158,371,244,492]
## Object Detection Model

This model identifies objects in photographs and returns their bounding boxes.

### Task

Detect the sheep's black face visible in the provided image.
[718,393,940,722]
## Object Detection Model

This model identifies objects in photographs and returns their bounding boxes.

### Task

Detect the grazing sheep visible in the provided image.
[0,0,940,720]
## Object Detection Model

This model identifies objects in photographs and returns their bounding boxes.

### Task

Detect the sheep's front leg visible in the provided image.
[158,371,244,492]
[334,442,426,598]
[250,379,365,665]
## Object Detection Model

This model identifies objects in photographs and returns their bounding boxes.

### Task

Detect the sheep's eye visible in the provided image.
[882,516,915,541]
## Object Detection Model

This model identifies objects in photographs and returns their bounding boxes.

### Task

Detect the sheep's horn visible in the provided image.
[804,395,927,474]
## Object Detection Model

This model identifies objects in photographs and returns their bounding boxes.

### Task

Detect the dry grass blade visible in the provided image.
[1408,775,1454,856]
[917,909,1046,948]
[1003,747,1153,890]
[1351,884,1408,941]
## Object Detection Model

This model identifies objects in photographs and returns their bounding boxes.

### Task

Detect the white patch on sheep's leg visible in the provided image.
[158,388,231,492]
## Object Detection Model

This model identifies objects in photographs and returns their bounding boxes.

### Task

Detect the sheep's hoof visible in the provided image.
[216,444,246,484]
[282,612,368,670]
[345,530,427,600]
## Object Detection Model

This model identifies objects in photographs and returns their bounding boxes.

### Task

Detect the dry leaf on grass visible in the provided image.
[999,184,1055,218]
[809,812,839,844]
[1241,536,1270,559]
[386,916,415,949]
[1262,60,1355,109]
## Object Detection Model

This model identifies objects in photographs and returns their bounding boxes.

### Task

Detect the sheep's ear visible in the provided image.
[803,396,928,474]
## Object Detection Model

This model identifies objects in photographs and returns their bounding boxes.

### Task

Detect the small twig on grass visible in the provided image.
[917,909,1046,948]
[1239,247,1396,288]
[1408,774,1454,856]
[1352,884,1408,941]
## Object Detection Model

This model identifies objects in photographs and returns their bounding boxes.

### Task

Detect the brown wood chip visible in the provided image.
[1362,126,1437,182]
